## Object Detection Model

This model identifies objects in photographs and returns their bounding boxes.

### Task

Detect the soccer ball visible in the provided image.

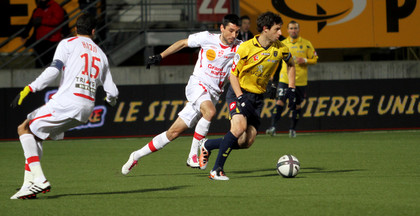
[276,155,300,178]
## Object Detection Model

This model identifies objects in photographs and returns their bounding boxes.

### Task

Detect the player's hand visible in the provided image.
[285,88,296,109]
[146,54,162,69]
[267,82,277,99]
[104,97,117,107]
[237,95,255,117]
[295,57,306,65]
[10,86,32,108]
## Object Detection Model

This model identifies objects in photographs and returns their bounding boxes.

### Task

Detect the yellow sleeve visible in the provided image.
[306,40,318,65]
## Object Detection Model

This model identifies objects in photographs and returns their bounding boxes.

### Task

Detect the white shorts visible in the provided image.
[178,77,220,128]
[27,103,82,140]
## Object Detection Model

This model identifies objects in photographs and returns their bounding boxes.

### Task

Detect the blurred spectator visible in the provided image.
[237,15,254,41]
[20,0,65,68]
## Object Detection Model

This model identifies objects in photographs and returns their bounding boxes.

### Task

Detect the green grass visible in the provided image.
[1,131,419,216]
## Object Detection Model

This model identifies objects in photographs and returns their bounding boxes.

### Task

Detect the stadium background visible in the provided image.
[1,0,419,139]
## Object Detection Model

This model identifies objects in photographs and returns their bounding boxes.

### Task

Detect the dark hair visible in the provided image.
[76,13,97,35]
[256,12,283,32]
[222,14,240,27]
[240,15,251,22]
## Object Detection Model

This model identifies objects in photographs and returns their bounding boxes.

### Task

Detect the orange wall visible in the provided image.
[239,0,420,48]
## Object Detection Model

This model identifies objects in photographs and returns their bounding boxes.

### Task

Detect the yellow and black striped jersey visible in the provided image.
[231,35,292,94]
[279,36,318,86]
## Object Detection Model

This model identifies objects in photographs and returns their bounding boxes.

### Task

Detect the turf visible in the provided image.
[1,130,419,215]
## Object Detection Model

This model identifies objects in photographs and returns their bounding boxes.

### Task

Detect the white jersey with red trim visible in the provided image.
[188,31,241,94]
[28,36,118,122]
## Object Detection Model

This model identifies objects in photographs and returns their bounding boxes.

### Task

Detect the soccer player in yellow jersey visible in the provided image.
[266,20,318,138]
[198,12,296,180]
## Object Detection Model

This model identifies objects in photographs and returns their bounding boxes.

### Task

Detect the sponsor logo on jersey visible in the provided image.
[206,49,216,61]
[253,55,259,61]
[257,65,264,73]
[261,53,270,56]
[229,102,236,111]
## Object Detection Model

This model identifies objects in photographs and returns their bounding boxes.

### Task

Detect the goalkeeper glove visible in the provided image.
[146,54,162,69]
[285,87,296,109]
[10,86,32,108]
[237,95,255,117]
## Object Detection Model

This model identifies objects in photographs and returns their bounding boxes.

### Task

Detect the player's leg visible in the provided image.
[209,114,247,180]
[11,119,50,199]
[289,86,306,138]
[237,125,258,149]
[184,78,217,168]
[267,83,288,136]
[200,116,259,170]
[187,100,215,168]
[122,117,189,175]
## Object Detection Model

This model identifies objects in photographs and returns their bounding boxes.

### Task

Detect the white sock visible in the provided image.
[133,131,170,160]
[21,161,33,189]
[189,118,211,158]
[20,134,38,160]
[20,134,47,183]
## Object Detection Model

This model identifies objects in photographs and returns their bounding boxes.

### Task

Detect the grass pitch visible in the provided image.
[1,130,419,215]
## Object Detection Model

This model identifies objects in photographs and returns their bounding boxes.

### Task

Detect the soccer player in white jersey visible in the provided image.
[121,14,241,174]
[9,13,119,199]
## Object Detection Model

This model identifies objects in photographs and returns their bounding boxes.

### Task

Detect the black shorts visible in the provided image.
[226,85,264,130]
[276,82,307,105]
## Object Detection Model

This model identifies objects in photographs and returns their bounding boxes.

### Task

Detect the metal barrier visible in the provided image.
[0,0,224,69]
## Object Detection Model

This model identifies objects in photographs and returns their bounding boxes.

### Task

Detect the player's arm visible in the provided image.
[146,39,189,69]
[10,62,61,108]
[296,41,318,65]
[230,74,242,97]
[231,50,254,117]
[160,39,189,58]
[305,41,318,65]
[102,64,119,106]
[285,54,296,88]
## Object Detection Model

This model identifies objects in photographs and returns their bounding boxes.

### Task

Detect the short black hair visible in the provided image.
[222,14,240,28]
[240,15,250,22]
[256,12,283,32]
[76,13,96,35]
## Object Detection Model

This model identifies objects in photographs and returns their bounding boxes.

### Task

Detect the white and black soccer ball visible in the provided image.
[276,154,300,178]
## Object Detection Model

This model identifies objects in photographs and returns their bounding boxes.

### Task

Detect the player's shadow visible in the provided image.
[42,185,189,199]
[232,168,279,178]
[300,167,365,174]
[232,167,364,178]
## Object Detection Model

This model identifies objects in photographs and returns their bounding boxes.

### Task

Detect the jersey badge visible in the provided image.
[218,50,224,57]
[274,51,278,57]
[234,53,240,63]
